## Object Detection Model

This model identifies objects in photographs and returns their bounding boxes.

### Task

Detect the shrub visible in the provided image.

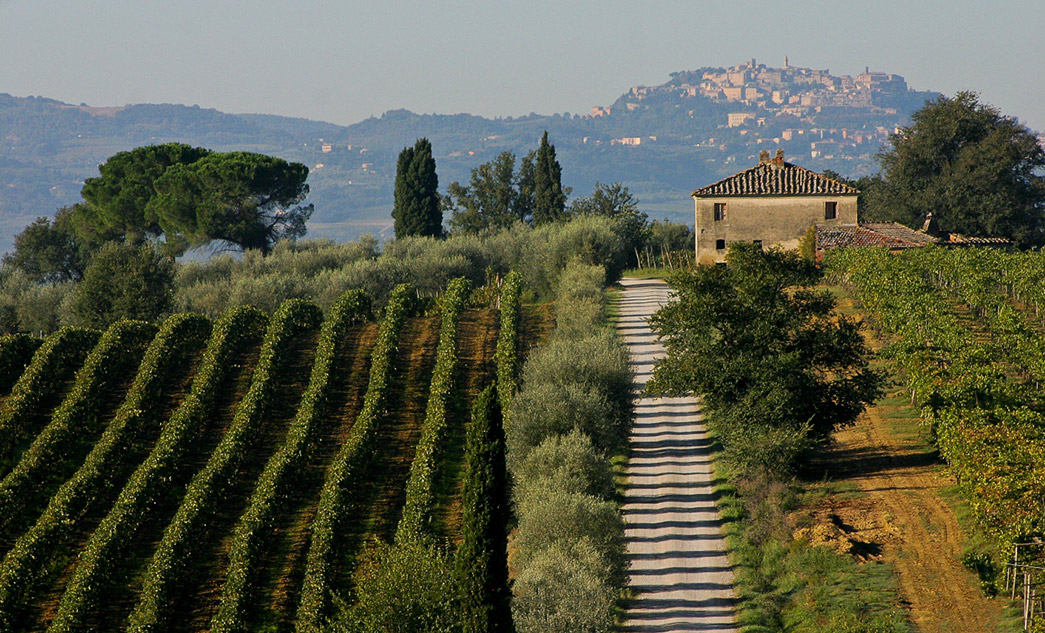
[49,306,266,633]
[127,299,321,633]
[512,430,614,505]
[0,313,209,628]
[210,291,370,633]
[506,382,616,468]
[512,488,626,587]
[455,384,512,633]
[0,319,155,529]
[511,539,617,633]
[397,278,470,543]
[295,283,415,632]
[70,243,174,328]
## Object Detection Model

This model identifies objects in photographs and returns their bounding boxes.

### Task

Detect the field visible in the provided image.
[828,246,1045,628]
[0,277,539,633]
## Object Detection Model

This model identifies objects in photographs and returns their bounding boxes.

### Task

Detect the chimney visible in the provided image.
[758,149,770,164]
[773,148,785,168]
[922,212,941,237]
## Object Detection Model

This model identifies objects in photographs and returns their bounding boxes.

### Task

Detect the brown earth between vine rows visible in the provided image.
[29,341,208,632]
[169,329,320,633]
[253,322,379,633]
[334,315,441,593]
[801,292,1007,633]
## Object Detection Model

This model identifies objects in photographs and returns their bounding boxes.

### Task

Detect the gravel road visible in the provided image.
[617,278,738,633]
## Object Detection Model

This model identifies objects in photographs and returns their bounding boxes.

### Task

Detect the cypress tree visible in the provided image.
[532,131,565,225]
[456,384,513,633]
[392,138,442,238]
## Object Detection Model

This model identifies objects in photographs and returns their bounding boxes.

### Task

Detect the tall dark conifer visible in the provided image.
[392,138,442,238]
[532,131,565,225]
[456,384,513,633]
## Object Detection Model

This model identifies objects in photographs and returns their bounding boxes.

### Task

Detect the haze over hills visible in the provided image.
[0,59,942,255]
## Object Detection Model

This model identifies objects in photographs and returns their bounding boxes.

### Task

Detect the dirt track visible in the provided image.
[617,278,738,633]
[816,399,1005,633]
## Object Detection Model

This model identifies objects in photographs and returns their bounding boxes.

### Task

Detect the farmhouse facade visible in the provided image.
[693,149,859,262]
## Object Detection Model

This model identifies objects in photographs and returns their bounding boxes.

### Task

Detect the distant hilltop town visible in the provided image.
[582,58,938,169]
[591,58,919,119]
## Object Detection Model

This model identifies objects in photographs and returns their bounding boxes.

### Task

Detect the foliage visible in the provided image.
[446,151,529,234]
[568,182,649,266]
[533,131,566,225]
[2,216,86,283]
[0,267,75,335]
[647,219,694,254]
[868,91,1045,247]
[506,262,628,633]
[0,319,155,536]
[333,540,461,633]
[0,327,99,471]
[513,430,614,508]
[649,243,883,476]
[149,150,313,254]
[0,313,209,628]
[0,334,41,394]
[494,271,522,416]
[827,246,1045,548]
[393,138,442,238]
[455,384,513,633]
[510,539,618,633]
[77,143,211,248]
[48,306,266,633]
[397,278,470,543]
[69,242,174,329]
[127,299,321,633]
[295,283,416,632]
[211,291,370,633]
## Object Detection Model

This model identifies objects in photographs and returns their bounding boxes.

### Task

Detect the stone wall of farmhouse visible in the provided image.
[694,195,858,262]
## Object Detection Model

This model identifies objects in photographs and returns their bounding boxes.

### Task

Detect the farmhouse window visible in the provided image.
[715,239,726,250]
[714,203,727,221]
[824,201,838,220]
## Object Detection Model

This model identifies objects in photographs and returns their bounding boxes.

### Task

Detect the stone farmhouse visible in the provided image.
[693,149,858,262]
[692,150,1012,262]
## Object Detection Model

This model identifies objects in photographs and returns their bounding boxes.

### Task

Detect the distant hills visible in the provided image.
[0,59,941,254]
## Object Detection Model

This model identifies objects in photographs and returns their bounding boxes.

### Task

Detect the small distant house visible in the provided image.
[692,149,859,262]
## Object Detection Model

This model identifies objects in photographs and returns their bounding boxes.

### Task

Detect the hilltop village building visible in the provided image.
[693,149,858,262]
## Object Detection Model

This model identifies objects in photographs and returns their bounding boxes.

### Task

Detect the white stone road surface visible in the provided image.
[617,278,738,633]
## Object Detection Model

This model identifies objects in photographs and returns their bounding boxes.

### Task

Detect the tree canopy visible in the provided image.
[533,132,566,225]
[57,143,313,256]
[568,182,649,265]
[867,91,1045,246]
[148,151,313,254]
[392,138,442,238]
[78,143,212,246]
[446,151,530,234]
[648,243,882,475]
[69,242,174,328]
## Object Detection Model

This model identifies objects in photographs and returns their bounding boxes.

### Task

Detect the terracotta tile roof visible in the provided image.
[816,224,930,251]
[946,233,1013,246]
[692,161,860,197]
[859,222,939,245]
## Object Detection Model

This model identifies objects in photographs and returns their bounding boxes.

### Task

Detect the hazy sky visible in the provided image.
[1,0,1043,131]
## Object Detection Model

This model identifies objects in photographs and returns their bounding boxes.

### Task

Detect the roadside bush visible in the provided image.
[507,382,615,469]
[511,539,617,633]
[514,331,631,448]
[512,488,626,587]
[513,431,614,505]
